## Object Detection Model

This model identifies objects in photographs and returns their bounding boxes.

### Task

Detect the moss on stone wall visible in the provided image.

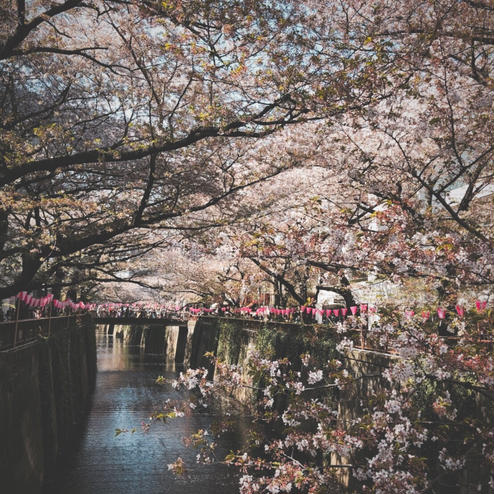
[217,320,248,365]
[254,323,338,367]
[254,324,277,359]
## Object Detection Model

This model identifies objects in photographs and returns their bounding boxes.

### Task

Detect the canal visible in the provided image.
[43,329,243,493]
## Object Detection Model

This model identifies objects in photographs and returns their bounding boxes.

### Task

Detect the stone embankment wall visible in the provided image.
[99,317,392,490]
[108,316,390,414]
[0,317,96,494]
[183,316,389,398]
[177,318,487,493]
[114,316,383,402]
[185,318,393,491]
[181,317,390,490]
[106,323,188,361]
[182,317,348,403]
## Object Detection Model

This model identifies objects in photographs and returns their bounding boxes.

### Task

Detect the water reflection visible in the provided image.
[44,330,243,494]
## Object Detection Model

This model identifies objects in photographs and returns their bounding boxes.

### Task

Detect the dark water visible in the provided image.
[44,330,243,494]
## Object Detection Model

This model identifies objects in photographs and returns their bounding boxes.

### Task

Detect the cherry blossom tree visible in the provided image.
[146,2,493,493]
[2,1,492,490]
[3,0,393,298]
[162,303,492,493]
[201,0,494,307]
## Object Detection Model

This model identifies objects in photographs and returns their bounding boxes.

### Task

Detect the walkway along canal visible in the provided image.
[43,328,244,494]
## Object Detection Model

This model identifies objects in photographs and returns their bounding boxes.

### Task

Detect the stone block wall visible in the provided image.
[0,318,96,494]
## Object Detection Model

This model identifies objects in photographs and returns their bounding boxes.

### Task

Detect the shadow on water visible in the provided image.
[43,330,245,494]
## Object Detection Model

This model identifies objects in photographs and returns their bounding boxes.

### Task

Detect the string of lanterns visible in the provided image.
[10,291,489,321]
[188,301,488,320]
[14,291,96,311]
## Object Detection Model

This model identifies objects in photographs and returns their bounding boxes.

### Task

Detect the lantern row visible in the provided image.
[15,291,96,311]
[13,292,489,320]
[188,301,488,320]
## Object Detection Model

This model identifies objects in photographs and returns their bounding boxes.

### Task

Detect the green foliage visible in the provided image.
[301,325,339,364]
[255,323,277,359]
[114,428,136,436]
[217,320,246,364]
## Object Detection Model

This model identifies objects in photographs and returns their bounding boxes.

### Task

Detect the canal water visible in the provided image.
[44,329,243,494]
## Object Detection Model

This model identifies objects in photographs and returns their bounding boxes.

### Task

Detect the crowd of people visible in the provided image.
[95,301,351,325]
[96,305,179,320]
[1,296,354,325]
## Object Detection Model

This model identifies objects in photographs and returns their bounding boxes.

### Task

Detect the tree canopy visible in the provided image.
[6,0,492,299]
[2,0,492,301]
[2,1,493,493]
[1,0,373,297]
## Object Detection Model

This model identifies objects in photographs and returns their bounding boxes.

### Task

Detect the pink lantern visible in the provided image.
[350,306,358,315]
[341,308,348,317]
[455,305,464,318]
[333,309,340,317]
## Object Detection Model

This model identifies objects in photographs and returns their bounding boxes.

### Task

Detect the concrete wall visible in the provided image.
[0,317,96,494]
[179,319,489,494]
[178,317,391,490]
[141,325,166,354]
[165,325,187,364]
[107,322,188,360]
[181,317,327,405]
[330,349,391,488]
[141,318,386,413]
[114,325,143,345]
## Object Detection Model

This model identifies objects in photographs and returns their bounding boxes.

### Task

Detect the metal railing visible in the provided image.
[0,315,89,351]
[3,313,489,355]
